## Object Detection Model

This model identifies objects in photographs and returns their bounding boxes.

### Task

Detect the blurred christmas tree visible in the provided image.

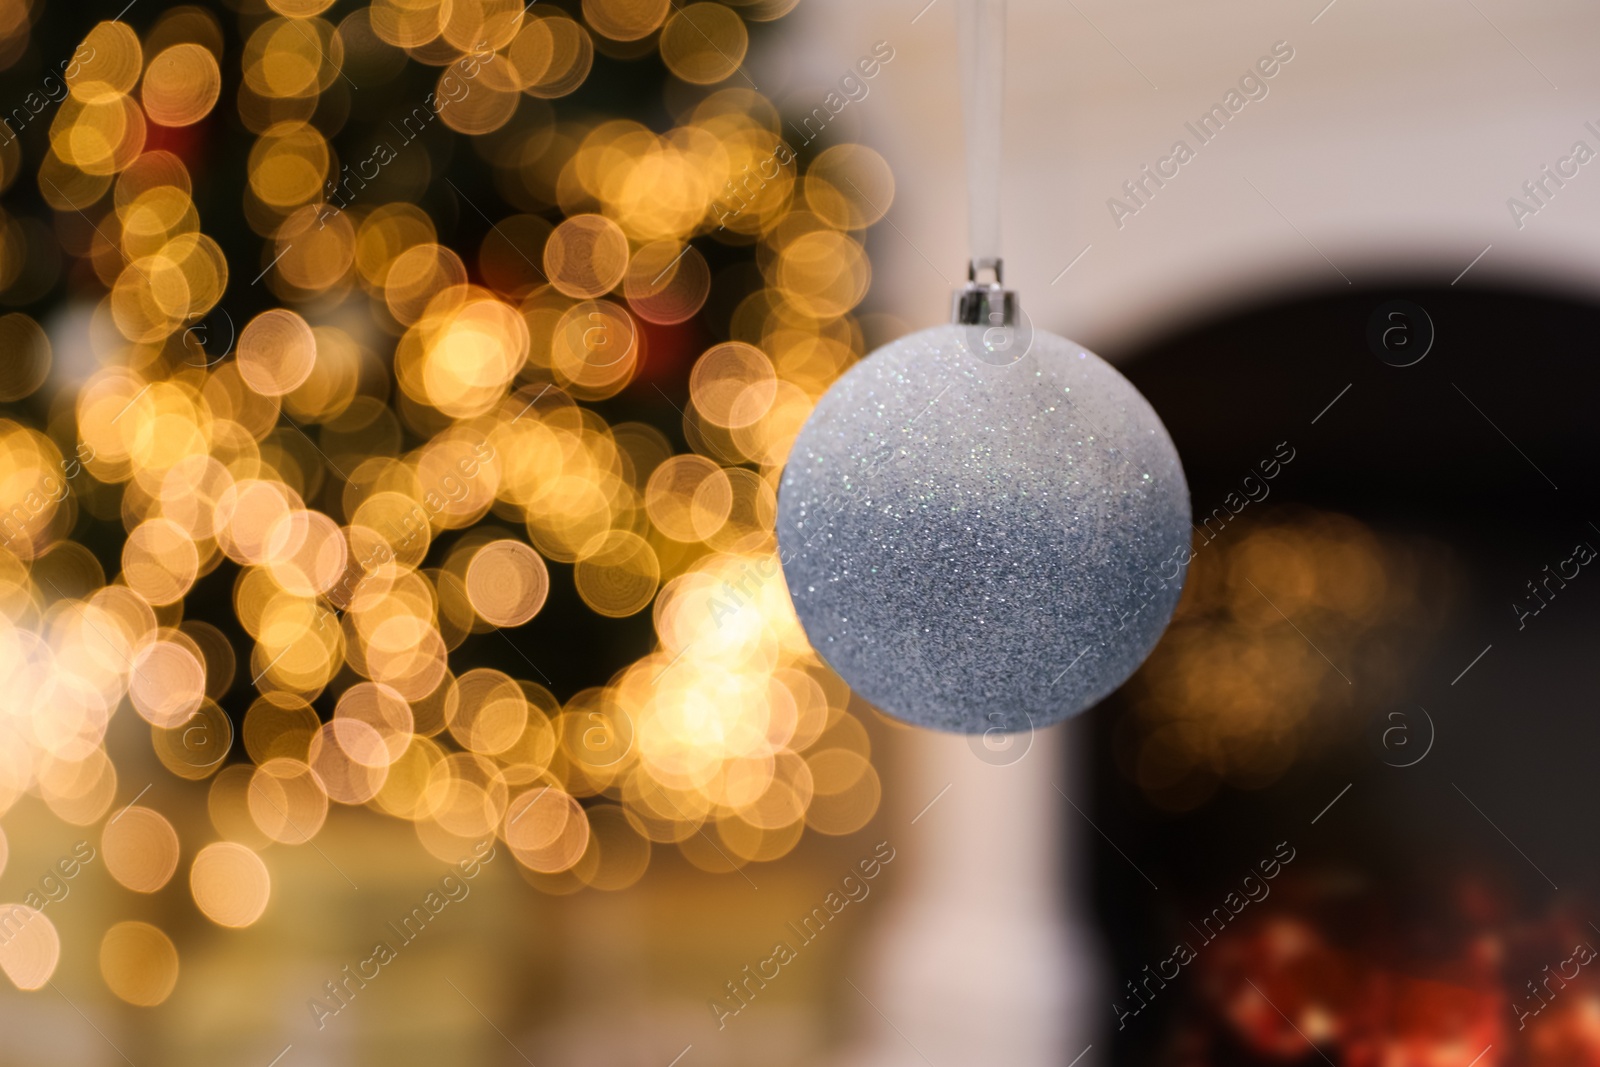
[0,0,898,1005]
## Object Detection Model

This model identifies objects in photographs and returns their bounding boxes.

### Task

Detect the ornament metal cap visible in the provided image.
[951,256,1018,327]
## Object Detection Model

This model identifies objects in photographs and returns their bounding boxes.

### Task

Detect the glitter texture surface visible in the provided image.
[777,324,1191,733]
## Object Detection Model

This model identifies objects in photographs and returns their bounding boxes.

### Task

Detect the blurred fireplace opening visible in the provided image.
[1083,282,1600,1067]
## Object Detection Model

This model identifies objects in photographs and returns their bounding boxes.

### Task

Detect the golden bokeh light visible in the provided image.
[69,22,143,104]
[190,841,272,927]
[152,699,233,780]
[804,144,895,230]
[121,518,199,606]
[141,43,222,127]
[544,214,629,299]
[128,635,207,727]
[0,905,59,990]
[269,0,338,16]
[691,342,777,430]
[774,229,870,319]
[99,921,179,1006]
[646,455,732,543]
[465,539,550,627]
[582,0,670,42]
[574,530,659,617]
[101,805,180,893]
[449,668,528,755]
[522,14,593,99]
[247,757,330,844]
[660,4,748,85]
[624,240,710,325]
[505,785,590,873]
[803,747,881,836]
[237,308,318,397]
[549,299,638,399]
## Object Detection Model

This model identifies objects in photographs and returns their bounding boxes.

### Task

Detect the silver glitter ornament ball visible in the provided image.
[777,324,1191,734]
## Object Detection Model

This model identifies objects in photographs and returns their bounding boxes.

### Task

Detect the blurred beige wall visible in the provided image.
[769,0,1600,352]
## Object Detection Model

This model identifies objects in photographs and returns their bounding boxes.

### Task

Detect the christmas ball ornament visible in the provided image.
[775,0,1191,733]
[777,320,1190,733]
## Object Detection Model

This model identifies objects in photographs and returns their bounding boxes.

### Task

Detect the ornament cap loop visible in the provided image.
[953,257,1018,327]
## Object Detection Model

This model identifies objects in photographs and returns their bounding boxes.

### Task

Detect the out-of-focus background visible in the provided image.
[1,1,1598,1065]
[790,0,1600,344]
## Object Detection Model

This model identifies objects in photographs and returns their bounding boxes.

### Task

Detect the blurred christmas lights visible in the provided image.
[0,0,888,1004]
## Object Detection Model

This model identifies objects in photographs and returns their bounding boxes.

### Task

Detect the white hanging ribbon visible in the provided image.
[957,0,1006,273]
